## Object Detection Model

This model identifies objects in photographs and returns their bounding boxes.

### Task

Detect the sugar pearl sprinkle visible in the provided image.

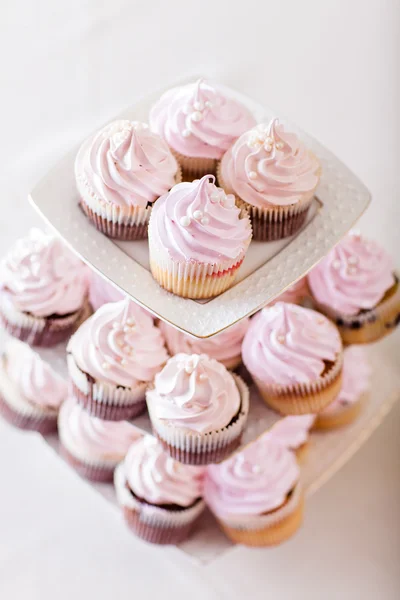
[180,216,191,227]
[247,124,285,154]
[182,94,213,136]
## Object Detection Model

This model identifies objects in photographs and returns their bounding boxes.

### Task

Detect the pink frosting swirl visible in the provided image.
[67,299,168,387]
[124,435,204,506]
[204,437,299,517]
[158,319,249,367]
[265,415,315,450]
[242,303,342,386]
[146,353,241,433]
[220,118,320,208]
[59,398,141,460]
[0,229,88,317]
[149,175,251,263]
[308,231,395,315]
[89,272,125,311]
[6,339,67,409]
[75,120,179,209]
[322,346,370,415]
[149,79,256,160]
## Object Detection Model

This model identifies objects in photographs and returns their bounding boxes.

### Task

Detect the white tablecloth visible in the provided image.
[0,1,399,598]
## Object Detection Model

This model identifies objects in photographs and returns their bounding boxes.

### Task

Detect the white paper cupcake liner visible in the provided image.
[146,374,250,464]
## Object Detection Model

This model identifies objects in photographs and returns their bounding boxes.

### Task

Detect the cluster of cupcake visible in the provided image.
[75,79,321,299]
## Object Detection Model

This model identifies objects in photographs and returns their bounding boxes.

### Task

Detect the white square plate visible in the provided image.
[29,78,371,337]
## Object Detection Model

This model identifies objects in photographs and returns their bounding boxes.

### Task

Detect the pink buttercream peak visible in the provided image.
[263,415,316,450]
[204,436,299,518]
[322,346,370,415]
[149,79,256,159]
[242,303,342,386]
[308,231,395,315]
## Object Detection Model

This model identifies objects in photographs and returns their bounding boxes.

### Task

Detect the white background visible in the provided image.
[0,1,399,598]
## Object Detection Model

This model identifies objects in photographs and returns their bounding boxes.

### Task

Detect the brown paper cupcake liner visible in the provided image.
[314,392,368,430]
[0,393,58,434]
[217,162,314,242]
[60,444,116,483]
[171,149,217,180]
[312,280,400,345]
[114,463,205,545]
[147,374,250,465]
[254,353,343,415]
[0,294,91,348]
[218,493,304,547]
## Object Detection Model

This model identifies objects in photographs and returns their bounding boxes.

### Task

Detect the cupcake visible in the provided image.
[308,231,400,344]
[0,229,90,346]
[114,435,205,544]
[67,299,169,421]
[149,79,256,179]
[0,339,67,433]
[218,119,320,241]
[158,318,249,370]
[315,346,370,429]
[263,415,316,464]
[204,436,303,547]
[242,303,343,415]
[146,353,250,465]
[89,271,125,311]
[148,175,252,299]
[75,120,181,240]
[269,276,310,306]
[58,398,141,482]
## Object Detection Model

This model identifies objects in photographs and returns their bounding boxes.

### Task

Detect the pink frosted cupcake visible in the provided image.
[148,175,252,299]
[114,435,205,544]
[308,231,400,344]
[0,229,90,346]
[58,398,141,482]
[0,339,67,433]
[75,120,181,240]
[269,277,310,306]
[315,346,370,429]
[89,271,125,311]
[158,318,249,370]
[67,299,169,421]
[204,436,303,547]
[146,353,250,465]
[149,79,256,179]
[242,303,343,415]
[218,119,320,241]
[263,415,316,463]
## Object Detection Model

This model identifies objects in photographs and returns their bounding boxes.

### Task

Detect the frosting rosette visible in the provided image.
[149,175,251,264]
[242,303,342,386]
[124,435,204,506]
[266,415,315,450]
[5,339,67,409]
[149,79,256,160]
[67,299,168,387]
[204,437,299,518]
[0,228,89,317]
[322,346,370,415]
[58,398,141,462]
[219,118,320,208]
[146,353,241,433]
[308,231,395,316]
[75,120,179,210]
[158,319,249,369]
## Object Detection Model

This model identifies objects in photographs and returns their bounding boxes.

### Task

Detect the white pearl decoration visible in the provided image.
[193,101,204,111]
[251,465,261,474]
[180,216,191,227]
[191,111,203,122]
[332,259,341,270]
[199,372,208,381]
[193,210,203,220]
[126,318,135,326]
[102,362,110,370]
[348,255,358,265]
[201,216,210,225]
[249,171,258,180]
[182,129,191,137]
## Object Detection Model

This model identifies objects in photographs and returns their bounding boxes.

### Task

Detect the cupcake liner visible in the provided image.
[314,392,369,430]
[254,353,343,416]
[312,280,400,345]
[68,354,147,421]
[147,374,250,465]
[0,293,91,347]
[217,485,304,547]
[170,149,217,180]
[114,463,205,544]
[217,162,314,242]
[60,444,116,483]
[78,168,182,241]
[148,210,251,299]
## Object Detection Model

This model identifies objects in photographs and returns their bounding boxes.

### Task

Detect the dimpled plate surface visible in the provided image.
[29,78,370,337]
